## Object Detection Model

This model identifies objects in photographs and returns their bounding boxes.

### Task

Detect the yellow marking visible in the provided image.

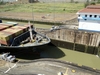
[21,44,24,46]
[64,68,68,75]
[72,70,76,73]
[93,68,96,70]
[78,64,82,66]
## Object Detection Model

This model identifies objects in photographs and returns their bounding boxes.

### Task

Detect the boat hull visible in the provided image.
[0,43,49,53]
[0,31,50,52]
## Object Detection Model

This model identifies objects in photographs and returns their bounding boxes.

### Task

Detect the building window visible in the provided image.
[78,19,80,22]
[85,15,87,17]
[90,15,92,17]
[94,15,97,18]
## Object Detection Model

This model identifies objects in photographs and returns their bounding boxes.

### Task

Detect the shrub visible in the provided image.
[0,1,6,5]
[90,2,96,5]
[97,0,100,3]
[70,0,74,3]
[84,2,89,8]
[75,1,79,4]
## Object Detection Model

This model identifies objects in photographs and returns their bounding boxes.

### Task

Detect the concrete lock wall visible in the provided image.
[46,29,100,47]
[36,28,100,54]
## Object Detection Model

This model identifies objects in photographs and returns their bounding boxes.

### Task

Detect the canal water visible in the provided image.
[40,44,100,70]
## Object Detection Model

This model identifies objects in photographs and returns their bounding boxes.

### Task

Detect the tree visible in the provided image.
[70,0,74,3]
[84,0,90,8]
[98,0,100,3]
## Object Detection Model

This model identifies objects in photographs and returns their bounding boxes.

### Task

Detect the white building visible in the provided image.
[76,5,100,32]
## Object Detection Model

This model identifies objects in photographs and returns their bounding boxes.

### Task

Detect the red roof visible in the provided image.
[78,5,100,14]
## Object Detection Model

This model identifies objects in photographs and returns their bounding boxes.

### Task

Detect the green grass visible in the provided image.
[0,3,84,13]
[3,20,52,29]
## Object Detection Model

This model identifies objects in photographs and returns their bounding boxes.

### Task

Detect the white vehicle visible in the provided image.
[50,26,60,31]
[0,53,16,63]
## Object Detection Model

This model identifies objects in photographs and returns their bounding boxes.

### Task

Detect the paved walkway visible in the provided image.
[0,59,100,75]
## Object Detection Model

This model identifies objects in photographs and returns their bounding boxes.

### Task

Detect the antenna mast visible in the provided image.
[28,21,33,42]
[53,0,56,26]
[32,7,35,29]
[31,1,36,31]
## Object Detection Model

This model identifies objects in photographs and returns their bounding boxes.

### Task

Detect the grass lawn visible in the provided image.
[0,3,84,13]
[3,20,52,29]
